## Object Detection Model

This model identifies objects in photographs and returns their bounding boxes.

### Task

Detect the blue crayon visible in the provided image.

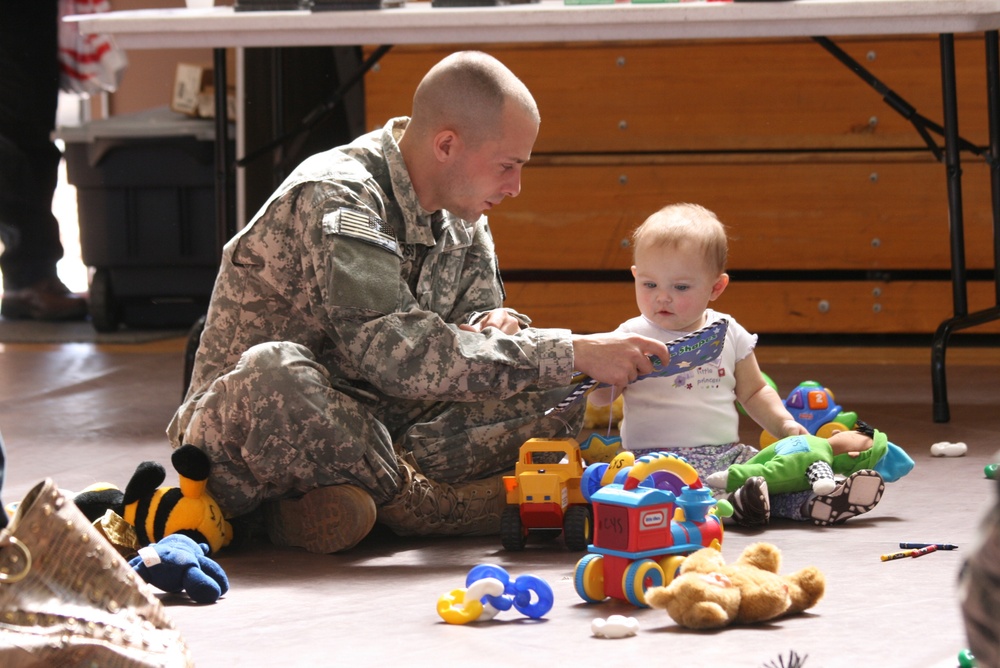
[899,542,958,550]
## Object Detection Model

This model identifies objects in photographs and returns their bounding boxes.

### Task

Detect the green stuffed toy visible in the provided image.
[705,421,914,495]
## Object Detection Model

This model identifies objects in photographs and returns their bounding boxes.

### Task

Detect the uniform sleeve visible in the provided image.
[298,186,576,401]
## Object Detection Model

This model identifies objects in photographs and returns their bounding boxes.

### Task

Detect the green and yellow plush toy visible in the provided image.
[705,421,914,496]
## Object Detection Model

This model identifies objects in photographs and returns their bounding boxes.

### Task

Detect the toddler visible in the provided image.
[588,203,884,526]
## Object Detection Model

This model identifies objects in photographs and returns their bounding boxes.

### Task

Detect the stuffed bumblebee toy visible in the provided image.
[124,444,234,555]
[74,444,233,555]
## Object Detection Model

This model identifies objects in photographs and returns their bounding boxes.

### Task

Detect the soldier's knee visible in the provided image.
[238,341,325,385]
[241,341,311,368]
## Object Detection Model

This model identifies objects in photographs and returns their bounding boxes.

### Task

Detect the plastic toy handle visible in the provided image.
[622,452,701,491]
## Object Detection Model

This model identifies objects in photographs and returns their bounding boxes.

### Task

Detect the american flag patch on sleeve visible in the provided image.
[326,207,398,254]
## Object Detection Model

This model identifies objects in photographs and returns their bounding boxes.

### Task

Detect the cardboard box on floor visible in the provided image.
[171,63,235,121]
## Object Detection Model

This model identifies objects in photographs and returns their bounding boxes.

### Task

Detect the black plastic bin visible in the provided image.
[59,107,228,332]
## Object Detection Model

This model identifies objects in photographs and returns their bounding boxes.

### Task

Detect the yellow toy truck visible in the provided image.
[501,438,593,551]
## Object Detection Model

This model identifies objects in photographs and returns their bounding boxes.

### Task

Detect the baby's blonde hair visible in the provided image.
[631,203,729,275]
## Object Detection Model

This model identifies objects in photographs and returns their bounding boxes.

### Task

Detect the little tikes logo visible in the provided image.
[640,510,668,530]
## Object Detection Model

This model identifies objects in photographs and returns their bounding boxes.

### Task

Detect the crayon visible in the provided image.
[899,542,958,550]
[880,550,916,561]
[910,544,939,558]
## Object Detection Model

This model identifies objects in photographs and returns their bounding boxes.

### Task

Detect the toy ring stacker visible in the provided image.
[466,564,554,619]
[437,564,554,625]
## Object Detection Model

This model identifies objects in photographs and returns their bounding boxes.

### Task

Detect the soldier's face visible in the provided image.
[442,105,538,221]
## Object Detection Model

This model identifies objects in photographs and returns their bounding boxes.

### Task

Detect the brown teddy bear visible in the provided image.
[645,542,825,630]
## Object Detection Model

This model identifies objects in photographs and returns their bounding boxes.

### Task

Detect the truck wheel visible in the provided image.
[658,555,686,585]
[623,559,664,608]
[562,505,593,551]
[574,553,605,603]
[500,505,527,551]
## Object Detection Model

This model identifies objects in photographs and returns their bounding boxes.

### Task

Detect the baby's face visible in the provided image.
[828,429,874,455]
[631,240,727,333]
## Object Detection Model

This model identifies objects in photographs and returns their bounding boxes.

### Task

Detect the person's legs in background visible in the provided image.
[0,0,87,321]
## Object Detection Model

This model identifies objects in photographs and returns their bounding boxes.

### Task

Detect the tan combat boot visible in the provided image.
[377,458,505,537]
[263,484,377,554]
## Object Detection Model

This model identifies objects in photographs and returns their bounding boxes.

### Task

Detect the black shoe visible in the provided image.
[729,476,770,527]
[803,470,885,526]
[1,277,88,321]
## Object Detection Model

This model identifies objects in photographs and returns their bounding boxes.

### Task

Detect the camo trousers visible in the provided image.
[174,341,585,518]
[960,478,1000,666]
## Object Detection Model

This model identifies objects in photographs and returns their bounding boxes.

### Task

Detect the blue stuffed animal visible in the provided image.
[129,533,230,604]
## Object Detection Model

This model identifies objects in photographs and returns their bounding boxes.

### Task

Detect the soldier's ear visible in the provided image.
[433,130,460,163]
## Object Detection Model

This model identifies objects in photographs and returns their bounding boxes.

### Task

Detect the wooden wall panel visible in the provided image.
[489,154,995,271]
[503,280,1000,335]
[363,40,998,337]
[365,37,990,153]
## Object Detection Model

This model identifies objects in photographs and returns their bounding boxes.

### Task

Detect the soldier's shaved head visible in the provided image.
[407,51,539,146]
[399,51,540,219]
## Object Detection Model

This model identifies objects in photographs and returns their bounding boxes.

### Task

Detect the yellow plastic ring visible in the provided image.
[437,588,484,625]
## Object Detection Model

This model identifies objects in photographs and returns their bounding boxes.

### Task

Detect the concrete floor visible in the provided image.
[1,339,997,667]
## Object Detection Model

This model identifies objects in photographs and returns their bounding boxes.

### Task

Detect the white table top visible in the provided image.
[68,0,1000,50]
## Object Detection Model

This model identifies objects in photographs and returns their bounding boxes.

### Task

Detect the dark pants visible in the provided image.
[961,476,1000,666]
[0,0,64,291]
[0,429,6,529]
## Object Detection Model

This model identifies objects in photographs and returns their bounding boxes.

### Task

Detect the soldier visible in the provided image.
[168,51,668,554]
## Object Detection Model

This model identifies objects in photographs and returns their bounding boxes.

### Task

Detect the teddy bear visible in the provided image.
[129,534,230,604]
[645,542,825,630]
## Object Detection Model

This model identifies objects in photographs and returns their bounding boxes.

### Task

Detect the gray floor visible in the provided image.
[1,338,997,667]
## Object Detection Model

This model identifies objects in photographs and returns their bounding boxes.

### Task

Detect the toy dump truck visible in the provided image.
[500,438,592,551]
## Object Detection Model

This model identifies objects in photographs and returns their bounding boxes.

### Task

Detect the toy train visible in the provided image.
[573,451,730,608]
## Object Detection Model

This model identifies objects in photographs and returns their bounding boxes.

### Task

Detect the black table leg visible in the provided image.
[931,32,1000,423]
[213,47,235,254]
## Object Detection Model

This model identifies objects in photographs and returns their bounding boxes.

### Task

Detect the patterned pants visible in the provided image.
[630,443,811,521]
[174,341,584,517]
[960,480,1000,666]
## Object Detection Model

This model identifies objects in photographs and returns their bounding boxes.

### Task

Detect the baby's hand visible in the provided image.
[705,470,729,490]
[781,420,809,437]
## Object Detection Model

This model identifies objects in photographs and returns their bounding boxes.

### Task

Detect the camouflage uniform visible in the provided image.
[167,118,584,518]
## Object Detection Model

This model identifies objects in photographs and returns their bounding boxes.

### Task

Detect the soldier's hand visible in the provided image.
[459,308,523,335]
[571,333,670,388]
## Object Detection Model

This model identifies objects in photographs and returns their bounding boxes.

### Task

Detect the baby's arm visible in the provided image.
[734,352,808,440]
